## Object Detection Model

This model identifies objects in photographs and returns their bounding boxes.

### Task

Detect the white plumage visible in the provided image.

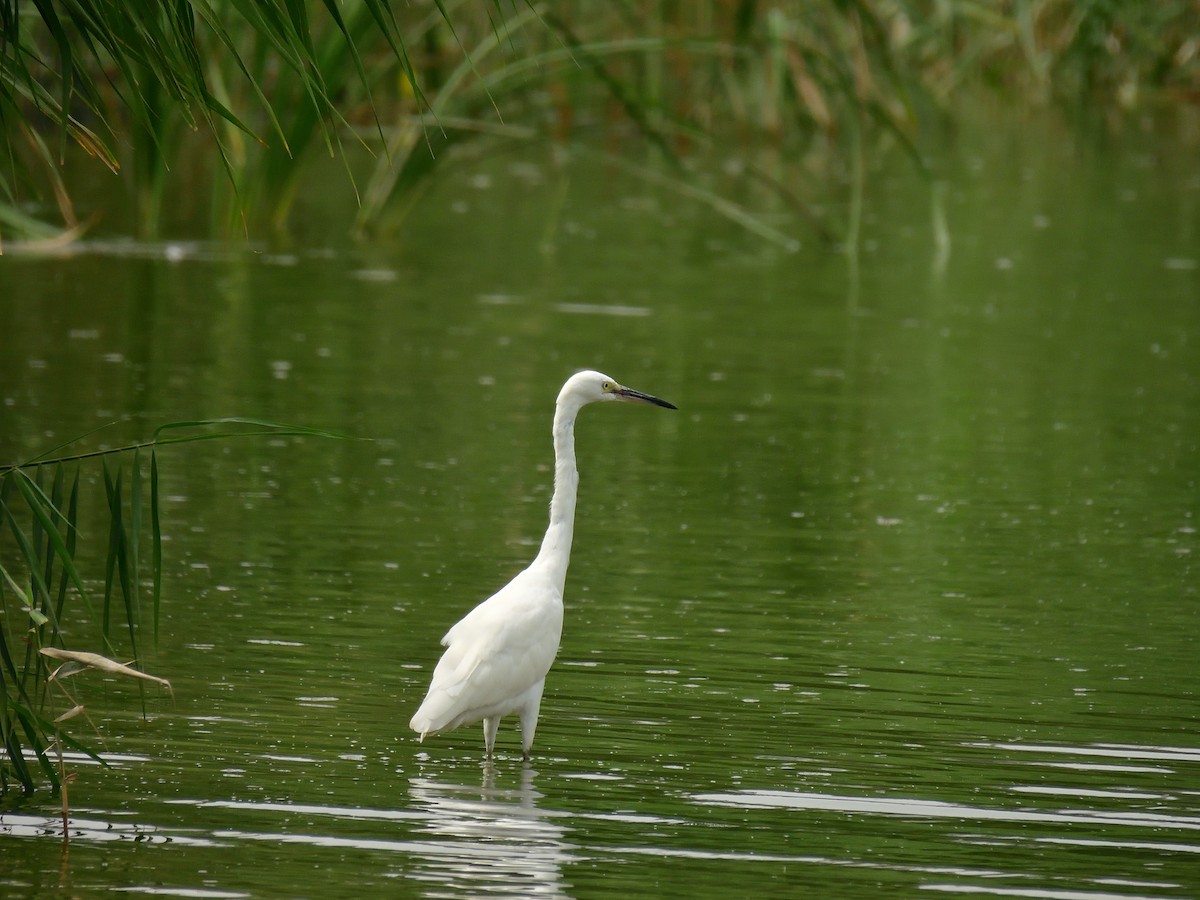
[409,370,676,759]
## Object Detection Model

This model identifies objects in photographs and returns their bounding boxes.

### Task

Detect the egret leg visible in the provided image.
[483,716,500,758]
[518,680,546,761]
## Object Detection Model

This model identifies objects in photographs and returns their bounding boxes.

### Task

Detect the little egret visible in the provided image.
[409,370,676,759]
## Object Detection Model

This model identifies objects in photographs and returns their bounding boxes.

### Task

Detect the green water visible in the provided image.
[1,105,1198,898]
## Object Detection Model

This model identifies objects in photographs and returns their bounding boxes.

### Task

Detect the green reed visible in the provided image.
[0,419,348,796]
[0,2,1195,244]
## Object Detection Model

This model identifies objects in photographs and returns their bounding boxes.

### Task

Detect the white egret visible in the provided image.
[409,370,676,759]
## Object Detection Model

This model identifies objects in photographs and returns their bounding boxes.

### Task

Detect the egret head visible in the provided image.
[559,370,677,410]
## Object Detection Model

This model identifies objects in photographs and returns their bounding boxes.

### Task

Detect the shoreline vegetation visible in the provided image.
[1,1,1197,245]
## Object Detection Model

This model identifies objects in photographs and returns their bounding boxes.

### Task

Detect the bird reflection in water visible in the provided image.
[406,762,573,898]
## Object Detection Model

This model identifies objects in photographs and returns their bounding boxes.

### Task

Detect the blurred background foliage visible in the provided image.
[1,0,1197,245]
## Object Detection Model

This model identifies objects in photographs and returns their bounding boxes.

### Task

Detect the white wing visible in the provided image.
[409,566,563,736]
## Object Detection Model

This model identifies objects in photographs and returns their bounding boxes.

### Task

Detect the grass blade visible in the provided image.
[56,468,82,625]
[0,694,38,794]
[130,448,142,632]
[151,450,162,645]
[47,466,65,615]
[6,699,59,790]
[11,470,89,627]
[151,417,356,447]
[101,460,135,656]
[103,462,138,659]
[1,488,58,635]
[0,560,31,608]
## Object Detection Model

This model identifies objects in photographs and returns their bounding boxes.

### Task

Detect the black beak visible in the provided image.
[616,386,677,410]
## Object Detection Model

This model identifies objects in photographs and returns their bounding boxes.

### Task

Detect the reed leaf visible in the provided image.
[31,469,47,611]
[130,448,142,635]
[151,451,162,644]
[0,560,31,608]
[0,590,38,711]
[42,648,172,694]
[1,705,39,794]
[101,460,138,661]
[56,469,81,627]
[4,697,59,790]
[0,690,38,794]
[10,470,89,623]
[1,487,57,634]
[46,467,64,608]
[151,417,355,443]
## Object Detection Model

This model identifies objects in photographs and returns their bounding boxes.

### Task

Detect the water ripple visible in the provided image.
[691,789,1200,832]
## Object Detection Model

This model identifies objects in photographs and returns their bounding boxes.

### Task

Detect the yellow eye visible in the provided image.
[602,381,615,392]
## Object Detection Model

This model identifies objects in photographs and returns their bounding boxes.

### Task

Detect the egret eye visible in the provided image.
[602,381,615,392]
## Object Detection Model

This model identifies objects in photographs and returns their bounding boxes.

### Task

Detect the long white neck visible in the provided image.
[534,396,582,592]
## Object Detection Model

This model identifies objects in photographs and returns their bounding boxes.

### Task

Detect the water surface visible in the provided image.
[1,105,1198,898]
